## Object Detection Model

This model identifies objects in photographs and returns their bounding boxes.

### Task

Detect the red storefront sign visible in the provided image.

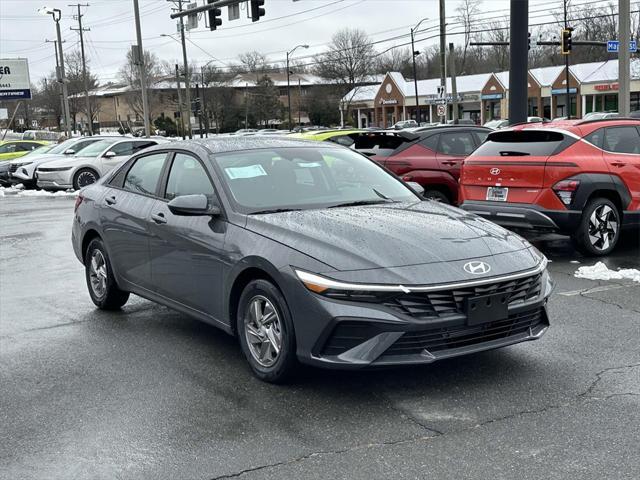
[594,83,619,91]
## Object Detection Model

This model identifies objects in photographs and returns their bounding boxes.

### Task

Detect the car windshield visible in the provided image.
[75,139,119,157]
[47,139,79,155]
[213,147,418,214]
[23,145,54,156]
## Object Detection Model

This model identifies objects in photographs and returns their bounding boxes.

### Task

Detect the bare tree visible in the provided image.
[455,0,483,74]
[64,50,99,131]
[375,46,412,75]
[119,48,163,124]
[314,28,376,124]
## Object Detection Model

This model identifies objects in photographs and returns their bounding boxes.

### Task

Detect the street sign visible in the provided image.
[186,3,198,30]
[607,40,637,53]
[0,59,31,101]
[437,85,445,98]
[437,104,446,117]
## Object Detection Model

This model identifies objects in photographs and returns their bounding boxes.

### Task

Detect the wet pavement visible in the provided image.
[1,197,639,480]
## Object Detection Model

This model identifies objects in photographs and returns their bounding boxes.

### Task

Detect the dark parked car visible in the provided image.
[72,137,552,382]
[371,126,491,204]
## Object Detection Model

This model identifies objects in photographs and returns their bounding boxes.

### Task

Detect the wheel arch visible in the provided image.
[81,229,101,265]
[227,261,287,337]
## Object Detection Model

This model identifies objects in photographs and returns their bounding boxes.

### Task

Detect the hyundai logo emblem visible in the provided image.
[489,168,501,175]
[463,261,491,275]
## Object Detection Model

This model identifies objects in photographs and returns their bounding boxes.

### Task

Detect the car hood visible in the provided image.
[10,153,66,165]
[245,201,534,273]
[37,156,89,169]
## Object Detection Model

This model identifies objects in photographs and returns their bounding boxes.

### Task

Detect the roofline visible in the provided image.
[575,117,640,126]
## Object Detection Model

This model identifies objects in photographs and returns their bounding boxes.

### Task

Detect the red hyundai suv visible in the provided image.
[459,119,640,255]
[373,126,491,204]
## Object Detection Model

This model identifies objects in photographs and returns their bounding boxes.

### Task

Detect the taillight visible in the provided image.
[552,179,580,206]
[74,194,84,213]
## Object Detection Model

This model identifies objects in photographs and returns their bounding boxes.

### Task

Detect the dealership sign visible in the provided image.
[0,59,32,100]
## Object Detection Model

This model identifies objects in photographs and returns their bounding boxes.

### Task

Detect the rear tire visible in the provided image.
[571,198,621,256]
[236,279,298,383]
[73,168,99,190]
[423,189,450,204]
[85,238,130,309]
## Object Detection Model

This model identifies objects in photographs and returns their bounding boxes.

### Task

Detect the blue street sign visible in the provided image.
[607,40,637,53]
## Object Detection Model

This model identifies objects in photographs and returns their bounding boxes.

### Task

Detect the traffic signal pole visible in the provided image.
[619,0,631,116]
[508,0,528,124]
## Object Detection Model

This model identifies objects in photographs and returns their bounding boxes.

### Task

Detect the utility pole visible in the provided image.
[201,66,209,137]
[175,0,192,138]
[508,0,528,124]
[411,18,428,124]
[175,64,185,139]
[449,43,459,124]
[55,17,73,137]
[563,0,571,119]
[133,0,151,137]
[196,83,203,138]
[439,0,447,123]
[70,3,92,135]
[298,78,302,127]
[619,0,631,116]
[46,39,67,130]
[245,83,249,128]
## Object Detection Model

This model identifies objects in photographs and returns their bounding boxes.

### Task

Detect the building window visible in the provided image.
[631,92,640,112]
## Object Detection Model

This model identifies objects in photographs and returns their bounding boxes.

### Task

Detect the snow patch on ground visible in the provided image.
[0,186,78,198]
[575,262,640,283]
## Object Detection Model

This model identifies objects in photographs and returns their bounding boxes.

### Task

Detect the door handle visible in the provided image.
[105,195,116,205]
[151,213,167,224]
[441,161,460,166]
[610,162,626,167]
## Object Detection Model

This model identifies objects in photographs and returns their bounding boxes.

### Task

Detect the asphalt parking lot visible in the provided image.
[1,196,639,480]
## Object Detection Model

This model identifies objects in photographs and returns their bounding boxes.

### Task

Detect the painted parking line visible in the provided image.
[558,284,640,297]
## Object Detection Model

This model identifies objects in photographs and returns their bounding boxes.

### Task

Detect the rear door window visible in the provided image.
[437,132,476,156]
[471,130,572,157]
[123,153,167,196]
[419,134,439,151]
[603,127,640,154]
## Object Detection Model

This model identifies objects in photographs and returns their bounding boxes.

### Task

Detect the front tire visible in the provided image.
[572,198,621,256]
[236,279,297,383]
[73,168,99,190]
[85,238,130,309]
[423,189,450,204]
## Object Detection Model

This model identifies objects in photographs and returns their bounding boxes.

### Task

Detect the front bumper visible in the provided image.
[35,170,73,190]
[460,201,581,234]
[285,267,552,369]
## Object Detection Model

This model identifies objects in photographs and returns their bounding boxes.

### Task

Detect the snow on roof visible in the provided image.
[344,84,380,103]
[529,65,565,87]
[578,59,640,83]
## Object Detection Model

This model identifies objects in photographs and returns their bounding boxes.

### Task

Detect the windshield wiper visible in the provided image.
[250,208,302,215]
[328,199,393,208]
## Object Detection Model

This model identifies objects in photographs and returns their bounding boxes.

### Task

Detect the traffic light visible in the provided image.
[250,0,265,22]
[561,27,573,55]
[208,0,222,30]
[528,32,531,51]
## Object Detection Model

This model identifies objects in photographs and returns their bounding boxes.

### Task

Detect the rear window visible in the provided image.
[470,130,574,157]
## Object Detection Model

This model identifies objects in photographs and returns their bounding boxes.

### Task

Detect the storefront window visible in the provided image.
[604,94,618,112]
[631,92,640,112]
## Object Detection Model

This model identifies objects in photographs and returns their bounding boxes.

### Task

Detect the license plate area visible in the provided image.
[465,293,509,326]
[486,186,508,202]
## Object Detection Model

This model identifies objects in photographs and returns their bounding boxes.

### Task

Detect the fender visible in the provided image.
[567,173,632,211]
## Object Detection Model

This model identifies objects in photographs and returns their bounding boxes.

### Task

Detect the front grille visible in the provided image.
[9,163,18,173]
[383,308,544,357]
[326,273,541,319]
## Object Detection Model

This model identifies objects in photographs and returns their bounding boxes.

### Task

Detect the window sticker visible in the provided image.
[225,164,268,179]
[296,162,322,168]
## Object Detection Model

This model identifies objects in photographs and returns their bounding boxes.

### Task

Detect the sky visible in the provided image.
[0,0,582,86]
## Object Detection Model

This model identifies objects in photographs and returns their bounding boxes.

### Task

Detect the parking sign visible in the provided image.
[437,104,446,117]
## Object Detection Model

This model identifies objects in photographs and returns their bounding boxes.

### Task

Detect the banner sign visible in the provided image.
[0,59,31,100]
[551,87,577,95]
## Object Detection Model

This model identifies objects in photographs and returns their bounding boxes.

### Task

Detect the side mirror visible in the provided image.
[407,181,425,196]
[64,149,75,155]
[167,194,220,216]
[104,151,116,158]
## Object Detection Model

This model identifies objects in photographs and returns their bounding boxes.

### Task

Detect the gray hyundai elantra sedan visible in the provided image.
[72,137,553,382]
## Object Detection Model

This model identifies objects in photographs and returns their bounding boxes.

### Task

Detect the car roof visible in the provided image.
[143,136,340,155]
[511,118,640,137]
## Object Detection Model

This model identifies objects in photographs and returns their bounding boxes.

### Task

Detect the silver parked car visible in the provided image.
[9,137,111,188]
[36,138,165,190]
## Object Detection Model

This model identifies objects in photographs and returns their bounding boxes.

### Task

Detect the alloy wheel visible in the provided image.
[588,204,618,252]
[89,249,108,298]
[77,171,97,188]
[244,295,283,368]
